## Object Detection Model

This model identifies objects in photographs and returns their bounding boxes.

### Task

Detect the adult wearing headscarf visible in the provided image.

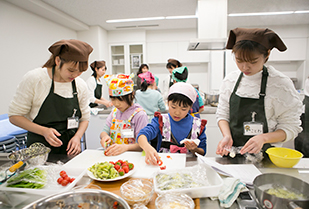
[162,59,182,101]
[86,60,112,108]
[216,28,302,156]
[9,39,93,155]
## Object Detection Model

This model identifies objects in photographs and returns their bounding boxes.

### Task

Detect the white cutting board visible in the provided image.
[64,149,186,179]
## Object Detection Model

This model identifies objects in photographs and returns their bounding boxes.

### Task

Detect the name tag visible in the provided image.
[121,129,134,138]
[243,122,263,136]
[67,117,79,129]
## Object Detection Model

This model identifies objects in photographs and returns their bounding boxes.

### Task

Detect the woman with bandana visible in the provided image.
[216,28,302,157]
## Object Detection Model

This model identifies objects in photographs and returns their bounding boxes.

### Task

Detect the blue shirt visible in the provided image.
[137,113,207,155]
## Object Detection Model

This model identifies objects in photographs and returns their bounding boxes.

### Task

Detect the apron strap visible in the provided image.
[259,66,268,98]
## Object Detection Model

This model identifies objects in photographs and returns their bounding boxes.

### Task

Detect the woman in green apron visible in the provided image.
[216,28,303,156]
[8,39,93,155]
[86,60,112,108]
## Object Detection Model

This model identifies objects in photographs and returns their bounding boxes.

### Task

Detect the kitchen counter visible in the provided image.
[1,150,309,209]
[96,104,217,115]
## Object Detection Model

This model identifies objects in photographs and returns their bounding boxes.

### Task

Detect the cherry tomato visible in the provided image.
[157,159,163,166]
[64,176,70,181]
[160,165,166,170]
[60,170,66,176]
[61,173,68,179]
[61,179,69,186]
[69,178,75,183]
[57,177,63,184]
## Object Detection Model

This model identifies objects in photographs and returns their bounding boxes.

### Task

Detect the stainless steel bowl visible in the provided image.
[22,189,130,209]
[204,93,219,106]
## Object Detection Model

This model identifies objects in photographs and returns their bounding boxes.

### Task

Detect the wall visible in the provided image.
[0,1,77,115]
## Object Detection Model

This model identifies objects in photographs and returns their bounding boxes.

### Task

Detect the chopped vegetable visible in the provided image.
[7,167,47,189]
[88,162,120,180]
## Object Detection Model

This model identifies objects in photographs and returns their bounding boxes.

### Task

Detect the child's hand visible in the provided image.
[184,141,198,151]
[100,135,111,148]
[144,146,160,165]
[104,144,127,156]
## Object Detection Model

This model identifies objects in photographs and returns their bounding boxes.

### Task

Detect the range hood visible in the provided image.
[188,0,227,51]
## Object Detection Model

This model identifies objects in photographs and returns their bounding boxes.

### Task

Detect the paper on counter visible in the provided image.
[196,153,261,186]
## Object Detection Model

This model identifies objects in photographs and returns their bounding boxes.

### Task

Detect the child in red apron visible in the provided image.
[137,82,207,165]
[100,74,148,156]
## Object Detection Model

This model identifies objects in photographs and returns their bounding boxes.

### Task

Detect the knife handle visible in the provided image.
[9,161,24,172]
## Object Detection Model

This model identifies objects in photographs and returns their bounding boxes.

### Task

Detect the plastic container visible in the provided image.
[120,179,154,206]
[266,147,303,168]
[155,193,195,209]
[153,164,223,198]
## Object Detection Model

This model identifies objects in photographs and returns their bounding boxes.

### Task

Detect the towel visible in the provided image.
[90,108,103,115]
[212,177,247,208]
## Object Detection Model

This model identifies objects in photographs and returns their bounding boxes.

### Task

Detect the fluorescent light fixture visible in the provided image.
[229,11,294,17]
[166,15,197,19]
[106,16,164,23]
[294,10,309,14]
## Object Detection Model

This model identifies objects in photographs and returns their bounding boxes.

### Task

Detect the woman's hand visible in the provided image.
[67,135,81,155]
[240,135,265,154]
[216,135,233,156]
[42,127,63,147]
[103,100,113,108]
[104,144,127,156]
[144,146,160,166]
[100,135,111,148]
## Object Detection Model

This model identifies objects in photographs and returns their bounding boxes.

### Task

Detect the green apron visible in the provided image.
[89,77,102,108]
[27,66,81,154]
[229,66,271,153]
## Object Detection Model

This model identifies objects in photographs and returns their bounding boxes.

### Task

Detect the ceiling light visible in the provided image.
[294,10,309,14]
[106,16,164,23]
[166,15,197,19]
[229,11,294,17]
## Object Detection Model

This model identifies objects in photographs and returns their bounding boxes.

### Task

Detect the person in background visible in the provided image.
[137,82,207,165]
[9,39,93,155]
[171,66,205,118]
[86,60,113,108]
[162,58,182,100]
[295,77,309,157]
[216,28,302,157]
[136,64,160,92]
[135,71,166,122]
[100,74,148,156]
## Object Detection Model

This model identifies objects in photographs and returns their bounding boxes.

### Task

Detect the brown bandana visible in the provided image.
[226,28,287,51]
[90,61,106,70]
[48,39,93,62]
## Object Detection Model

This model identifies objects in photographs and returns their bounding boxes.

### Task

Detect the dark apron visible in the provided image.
[229,66,271,154]
[295,95,309,157]
[27,66,81,154]
[89,77,102,108]
[169,75,174,87]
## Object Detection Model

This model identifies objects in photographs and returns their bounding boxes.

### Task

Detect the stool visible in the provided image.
[0,135,17,153]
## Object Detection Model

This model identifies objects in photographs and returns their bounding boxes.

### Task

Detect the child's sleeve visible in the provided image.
[137,117,160,142]
[198,125,207,156]
[196,90,204,108]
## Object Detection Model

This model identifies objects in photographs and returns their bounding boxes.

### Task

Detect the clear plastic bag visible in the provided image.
[155,193,195,209]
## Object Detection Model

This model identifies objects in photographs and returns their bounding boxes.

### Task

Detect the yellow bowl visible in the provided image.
[266,147,303,168]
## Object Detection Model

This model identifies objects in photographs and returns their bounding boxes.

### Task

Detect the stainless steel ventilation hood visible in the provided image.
[188,0,227,51]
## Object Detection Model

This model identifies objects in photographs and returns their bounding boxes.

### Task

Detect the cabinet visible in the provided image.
[200,114,222,157]
[110,43,144,87]
[85,114,108,149]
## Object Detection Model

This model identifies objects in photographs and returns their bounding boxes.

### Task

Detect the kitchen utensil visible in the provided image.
[22,189,130,209]
[204,93,219,106]
[266,147,303,168]
[254,173,309,209]
[8,142,51,170]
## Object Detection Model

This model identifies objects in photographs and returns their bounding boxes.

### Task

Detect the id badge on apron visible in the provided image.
[243,112,264,136]
[121,122,135,138]
[67,109,79,129]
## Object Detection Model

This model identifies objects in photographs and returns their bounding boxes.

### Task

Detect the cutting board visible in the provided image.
[64,149,186,179]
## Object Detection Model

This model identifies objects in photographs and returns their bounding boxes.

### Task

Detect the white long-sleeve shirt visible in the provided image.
[216,65,302,145]
[86,76,105,103]
[9,67,90,122]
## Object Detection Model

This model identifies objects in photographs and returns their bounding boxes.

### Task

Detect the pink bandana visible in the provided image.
[138,71,155,84]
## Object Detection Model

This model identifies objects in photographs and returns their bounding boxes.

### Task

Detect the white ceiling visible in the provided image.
[6,0,309,31]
